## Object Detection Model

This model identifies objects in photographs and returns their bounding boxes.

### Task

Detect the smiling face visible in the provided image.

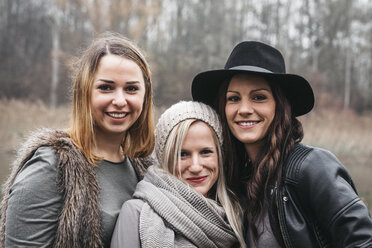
[91,54,145,139]
[225,74,276,159]
[178,121,219,196]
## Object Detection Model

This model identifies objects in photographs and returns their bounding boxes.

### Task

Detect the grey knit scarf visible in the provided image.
[134,166,238,248]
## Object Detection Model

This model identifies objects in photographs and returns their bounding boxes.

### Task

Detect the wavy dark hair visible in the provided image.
[216,75,304,242]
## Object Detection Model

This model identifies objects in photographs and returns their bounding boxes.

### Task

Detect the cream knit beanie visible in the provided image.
[155,101,223,162]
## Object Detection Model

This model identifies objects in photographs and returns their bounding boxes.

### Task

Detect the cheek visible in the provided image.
[131,93,146,112]
[225,105,231,118]
[178,159,189,175]
[91,92,110,108]
[225,105,235,125]
[207,156,219,175]
[90,96,102,115]
[267,103,276,124]
[210,165,219,186]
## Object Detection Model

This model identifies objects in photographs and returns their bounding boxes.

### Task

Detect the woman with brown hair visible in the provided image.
[192,41,372,247]
[0,32,154,248]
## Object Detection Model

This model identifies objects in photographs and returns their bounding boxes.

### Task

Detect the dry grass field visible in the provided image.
[0,99,71,186]
[300,109,372,211]
[1,99,371,213]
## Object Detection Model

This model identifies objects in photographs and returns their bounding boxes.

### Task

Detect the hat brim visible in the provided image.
[191,69,314,117]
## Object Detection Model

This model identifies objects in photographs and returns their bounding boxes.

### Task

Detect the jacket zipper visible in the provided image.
[275,187,289,248]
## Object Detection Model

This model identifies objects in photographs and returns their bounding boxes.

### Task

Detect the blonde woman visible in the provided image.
[111,101,245,248]
[0,33,155,248]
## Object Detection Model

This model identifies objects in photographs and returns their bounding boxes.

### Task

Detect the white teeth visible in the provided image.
[239,121,257,126]
[107,112,127,118]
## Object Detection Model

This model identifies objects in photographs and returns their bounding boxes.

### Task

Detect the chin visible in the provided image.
[101,128,128,136]
[195,189,208,197]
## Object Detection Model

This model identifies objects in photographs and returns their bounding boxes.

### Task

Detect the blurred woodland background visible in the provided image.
[0,0,371,212]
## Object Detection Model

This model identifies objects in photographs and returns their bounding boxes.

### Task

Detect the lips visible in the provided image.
[186,176,208,183]
[106,112,127,119]
[236,120,260,127]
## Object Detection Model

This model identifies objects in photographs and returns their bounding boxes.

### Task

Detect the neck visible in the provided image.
[244,142,263,163]
[93,130,125,163]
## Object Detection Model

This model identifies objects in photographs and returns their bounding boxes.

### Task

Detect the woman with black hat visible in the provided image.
[192,41,372,247]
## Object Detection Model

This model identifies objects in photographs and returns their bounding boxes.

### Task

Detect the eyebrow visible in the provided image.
[200,146,215,150]
[181,146,215,151]
[99,79,115,84]
[98,79,141,84]
[227,88,271,93]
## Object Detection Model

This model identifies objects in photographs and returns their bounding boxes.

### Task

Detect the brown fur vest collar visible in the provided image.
[0,128,152,248]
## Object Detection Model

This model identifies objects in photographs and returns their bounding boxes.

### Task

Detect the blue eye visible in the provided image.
[180,151,188,157]
[253,94,267,101]
[98,84,113,91]
[126,85,138,92]
[201,149,213,155]
[227,95,240,102]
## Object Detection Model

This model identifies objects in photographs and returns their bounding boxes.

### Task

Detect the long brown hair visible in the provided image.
[217,74,304,241]
[69,32,154,164]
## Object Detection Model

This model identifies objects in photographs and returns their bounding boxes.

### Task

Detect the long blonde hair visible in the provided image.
[161,119,246,247]
[69,32,154,164]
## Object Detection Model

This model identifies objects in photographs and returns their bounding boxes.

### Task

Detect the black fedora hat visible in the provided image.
[191,41,314,116]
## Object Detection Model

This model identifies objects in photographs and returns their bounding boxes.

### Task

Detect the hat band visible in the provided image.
[228,65,273,73]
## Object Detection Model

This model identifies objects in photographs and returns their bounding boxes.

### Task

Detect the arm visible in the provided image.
[298,147,372,247]
[110,199,143,248]
[5,146,63,247]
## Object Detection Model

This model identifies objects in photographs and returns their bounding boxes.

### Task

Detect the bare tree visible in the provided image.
[1,0,371,112]
[49,4,62,110]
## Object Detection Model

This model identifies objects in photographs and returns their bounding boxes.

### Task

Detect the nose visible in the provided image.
[112,90,127,107]
[238,98,253,116]
[188,154,203,173]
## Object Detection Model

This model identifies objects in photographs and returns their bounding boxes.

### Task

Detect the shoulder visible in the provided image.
[20,128,71,151]
[302,146,351,183]
[116,199,144,226]
[5,128,89,196]
[12,128,84,173]
[131,155,157,168]
[111,199,144,248]
[5,146,63,223]
[304,145,341,167]
[3,142,61,200]
[14,128,73,167]
[283,144,358,210]
[1,145,64,247]
[122,199,145,213]
[11,146,60,191]
[282,147,372,246]
[130,155,157,179]
[17,146,58,177]
[285,144,351,185]
[283,144,358,208]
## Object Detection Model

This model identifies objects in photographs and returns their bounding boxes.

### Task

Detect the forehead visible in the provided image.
[94,54,145,83]
[184,121,215,141]
[228,73,271,90]
[189,120,212,131]
[97,54,140,72]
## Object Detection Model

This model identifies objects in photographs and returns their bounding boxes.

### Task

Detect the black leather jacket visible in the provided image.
[267,144,372,248]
